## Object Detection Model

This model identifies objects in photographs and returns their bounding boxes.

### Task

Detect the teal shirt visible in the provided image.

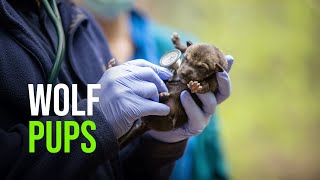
[130,10,229,180]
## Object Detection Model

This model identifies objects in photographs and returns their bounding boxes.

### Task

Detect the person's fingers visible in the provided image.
[132,81,159,102]
[137,67,168,92]
[196,91,217,115]
[216,71,231,104]
[225,55,234,73]
[125,59,173,80]
[140,100,170,117]
[180,90,208,133]
[134,66,169,93]
[180,91,202,120]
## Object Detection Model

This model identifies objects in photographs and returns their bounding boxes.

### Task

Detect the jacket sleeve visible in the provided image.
[0,100,119,180]
[120,133,187,180]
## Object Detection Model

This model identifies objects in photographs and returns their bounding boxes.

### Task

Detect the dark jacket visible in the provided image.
[0,0,186,179]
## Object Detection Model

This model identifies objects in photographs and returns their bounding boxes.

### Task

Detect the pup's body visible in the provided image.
[142,82,201,131]
[115,33,228,148]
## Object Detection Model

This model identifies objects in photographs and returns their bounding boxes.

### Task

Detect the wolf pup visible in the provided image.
[112,33,228,148]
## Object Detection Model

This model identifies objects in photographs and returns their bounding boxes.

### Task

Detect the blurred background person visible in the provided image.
[76,0,230,179]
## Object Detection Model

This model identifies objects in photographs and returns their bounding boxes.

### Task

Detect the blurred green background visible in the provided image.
[136,0,320,179]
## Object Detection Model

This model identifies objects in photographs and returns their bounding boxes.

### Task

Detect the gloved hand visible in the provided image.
[148,55,234,143]
[94,60,173,138]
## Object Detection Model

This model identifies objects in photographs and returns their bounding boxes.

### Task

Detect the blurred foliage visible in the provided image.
[137,0,320,179]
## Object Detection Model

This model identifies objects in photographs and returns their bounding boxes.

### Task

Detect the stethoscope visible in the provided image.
[41,0,65,84]
[160,49,182,81]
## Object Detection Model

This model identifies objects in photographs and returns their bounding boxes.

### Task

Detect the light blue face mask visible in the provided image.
[83,0,134,19]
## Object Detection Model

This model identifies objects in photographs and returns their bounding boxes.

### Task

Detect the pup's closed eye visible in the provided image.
[195,63,209,72]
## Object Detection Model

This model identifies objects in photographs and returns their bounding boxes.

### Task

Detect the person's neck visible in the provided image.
[98,14,131,45]
[97,13,134,63]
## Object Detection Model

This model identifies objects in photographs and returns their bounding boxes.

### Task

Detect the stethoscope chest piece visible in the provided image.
[160,49,182,70]
[160,49,182,81]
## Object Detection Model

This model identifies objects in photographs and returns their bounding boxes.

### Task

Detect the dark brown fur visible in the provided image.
[116,33,228,148]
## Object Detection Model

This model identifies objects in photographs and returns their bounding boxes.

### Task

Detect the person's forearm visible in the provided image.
[0,99,118,179]
[120,133,187,180]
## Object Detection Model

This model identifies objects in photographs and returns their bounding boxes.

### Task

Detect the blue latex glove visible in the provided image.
[94,60,173,138]
[148,55,234,143]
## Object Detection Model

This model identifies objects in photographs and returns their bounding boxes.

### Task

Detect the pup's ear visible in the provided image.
[215,63,224,72]
[186,41,193,47]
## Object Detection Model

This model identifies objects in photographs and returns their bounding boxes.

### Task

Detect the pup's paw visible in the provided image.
[159,92,171,101]
[108,58,116,68]
[171,32,181,45]
[171,32,187,52]
[187,81,203,93]
[160,92,170,97]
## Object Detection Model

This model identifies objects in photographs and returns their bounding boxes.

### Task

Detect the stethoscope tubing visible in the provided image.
[42,0,66,84]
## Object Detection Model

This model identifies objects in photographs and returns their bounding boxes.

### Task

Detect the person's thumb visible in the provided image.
[225,55,234,73]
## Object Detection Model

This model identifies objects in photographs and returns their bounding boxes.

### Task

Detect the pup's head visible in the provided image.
[177,43,228,84]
